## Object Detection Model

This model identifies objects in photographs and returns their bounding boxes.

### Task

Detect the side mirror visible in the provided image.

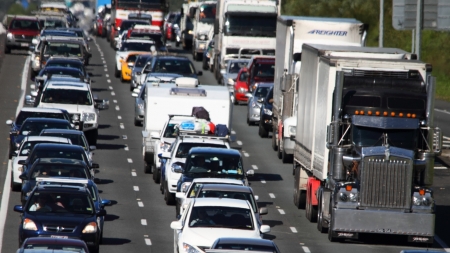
[245,93,253,98]
[172,163,183,173]
[28,45,35,52]
[94,98,109,110]
[14,205,24,213]
[133,88,141,93]
[91,163,100,169]
[96,209,107,216]
[259,207,268,215]
[19,174,28,180]
[170,220,183,230]
[254,195,259,201]
[257,98,265,103]
[197,71,202,76]
[30,91,38,97]
[6,120,13,126]
[150,132,160,139]
[161,151,171,159]
[175,192,185,199]
[227,79,235,86]
[131,93,138,97]
[101,199,111,206]
[260,224,271,234]
[246,169,254,177]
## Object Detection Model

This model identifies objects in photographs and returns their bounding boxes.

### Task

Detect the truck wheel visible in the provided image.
[328,220,341,242]
[164,182,175,205]
[294,189,306,209]
[258,122,268,138]
[282,149,293,163]
[271,132,278,151]
[202,57,208,70]
[4,46,11,54]
[306,188,318,222]
[317,190,327,233]
[144,161,151,174]
[114,65,120,78]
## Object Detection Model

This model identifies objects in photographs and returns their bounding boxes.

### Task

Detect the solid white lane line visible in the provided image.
[141,219,147,225]
[252,165,258,170]
[278,209,285,215]
[145,238,152,245]
[435,108,450,115]
[302,246,311,253]
[434,235,450,252]
[290,227,298,233]
[138,201,144,207]
[118,115,122,119]
[237,140,242,145]
[131,171,137,176]
[134,186,139,191]
[127,158,133,163]
[269,193,275,198]
[435,167,448,170]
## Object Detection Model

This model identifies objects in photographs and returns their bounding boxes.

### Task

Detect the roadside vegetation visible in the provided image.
[282,0,450,100]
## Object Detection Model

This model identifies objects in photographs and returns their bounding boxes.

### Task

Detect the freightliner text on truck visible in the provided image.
[292,43,442,243]
[213,0,279,82]
[272,16,367,163]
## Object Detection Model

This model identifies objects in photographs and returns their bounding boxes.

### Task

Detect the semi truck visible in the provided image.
[292,43,442,243]
[213,0,279,82]
[272,16,367,163]
[191,0,216,61]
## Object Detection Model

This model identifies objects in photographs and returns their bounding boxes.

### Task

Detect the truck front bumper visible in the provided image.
[331,208,434,241]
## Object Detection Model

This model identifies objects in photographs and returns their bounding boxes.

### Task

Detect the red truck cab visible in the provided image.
[245,56,275,92]
[5,16,41,54]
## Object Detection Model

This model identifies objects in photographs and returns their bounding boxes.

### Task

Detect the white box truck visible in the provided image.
[191,0,216,61]
[141,77,232,176]
[212,0,279,81]
[272,16,367,163]
[292,43,441,243]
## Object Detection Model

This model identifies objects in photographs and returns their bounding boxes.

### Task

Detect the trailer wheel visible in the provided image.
[144,161,151,174]
[306,187,318,222]
[271,132,278,151]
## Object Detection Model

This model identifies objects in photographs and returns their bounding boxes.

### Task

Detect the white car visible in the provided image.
[170,198,271,252]
[160,134,230,205]
[11,136,72,191]
[175,178,244,217]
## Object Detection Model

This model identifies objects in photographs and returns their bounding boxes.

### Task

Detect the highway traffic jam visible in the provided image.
[1,0,448,252]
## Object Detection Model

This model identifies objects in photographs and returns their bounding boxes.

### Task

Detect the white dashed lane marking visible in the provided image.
[231,130,236,134]
[141,219,147,225]
[138,201,144,207]
[252,165,258,170]
[237,140,242,145]
[118,115,122,119]
[124,145,129,151]
[104,68,107,72]
[260,179,266,184]
[120,123,124,129]
[127,158,133,163]
[107,79,111,83]
[145,238,152,245]
[278,209,285,215]
[243,151,249,157]
[115,106,120,111]
[131,171,137,176]
[106,74,109,77]
[269,193,275,198]
[113,100,117,103]
[302,246,311,253]
[133,186,139,191]
[111,91,115,96]
[109,86,113,90]
[290,227,297,233]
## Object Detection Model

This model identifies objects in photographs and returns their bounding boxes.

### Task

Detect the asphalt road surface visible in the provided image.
[1,36,450,253]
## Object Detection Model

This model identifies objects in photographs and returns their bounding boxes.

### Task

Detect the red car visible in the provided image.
[95,4,111,37]
[164,12,180,41]
[5,16,41,54]
[18,237,89,252]
[233,67,251,105]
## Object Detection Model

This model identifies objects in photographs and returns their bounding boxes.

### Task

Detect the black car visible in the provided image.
[11,118,72,158]
[14,178,106,253]
[6,108,71,159]
[176,147,253,193]
[39,128,96,158]
[18,143,98,183]
[35,66,89,89]
[44,57,91,82]
[258,86,273,138]
[149,55,202,79]
[19,158,93,205]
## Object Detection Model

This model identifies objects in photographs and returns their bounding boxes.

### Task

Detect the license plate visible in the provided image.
[21,43,29,47]
[50,235,68,239]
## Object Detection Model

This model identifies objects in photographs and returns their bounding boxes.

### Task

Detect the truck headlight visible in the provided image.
[263,108,272,116]
[412,189,433,206]
[288,126,296,135]
[338,185,358,203]
[7,32,13,40]
[82,112,96,122]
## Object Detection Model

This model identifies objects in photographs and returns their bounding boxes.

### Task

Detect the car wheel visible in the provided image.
[8,146,12,159]
[89,243,99,253]
[4,46,11,54]
[153,166,160,183]
[258,121,268,138]
[114,65,120,78]
[202,57,208,70]
[277,141,282,159]
[120,72,125,83]
[164,182,175,205]
[271,132,278,151]
[306,189,318,222]
[247,113,251,126]
[294,189,306,209]
[233,95,238,105]
[11,173,20,192]
[144,161,151,174]
[196,53,202,61]
[134,118,140,126]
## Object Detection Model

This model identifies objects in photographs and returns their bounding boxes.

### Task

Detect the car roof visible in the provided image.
[179,136,228,145]
[214,237,275,247]
[45,81,89,90]
[23,237,87,246]
[33,143,84,151]
[19,107,65,113]
[46,57,83,64]
[191,178,244,184]
[153,55,189,60]
[189,147,240,156]
[193,198,251,209]
[23,117,69,123]
[255,82,274,88]
[199,184,252,193]
[23,136,71,143]
[40,129,84,135]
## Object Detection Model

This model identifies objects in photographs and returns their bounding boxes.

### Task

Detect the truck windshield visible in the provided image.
[224,15,276,37]
[198,4,216,23]
[352,126,418,150]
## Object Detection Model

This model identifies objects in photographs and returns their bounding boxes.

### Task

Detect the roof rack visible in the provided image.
[36,177,89,189]
[32,11,66,17]
[168,114,193,118]
[179,132,229,141]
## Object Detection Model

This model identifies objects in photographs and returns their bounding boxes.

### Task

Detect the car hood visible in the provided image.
[9,29,40,36]
[223,73,238,81]
[183,227,260,248]
[26,213,95,227]
[39,103,95,114]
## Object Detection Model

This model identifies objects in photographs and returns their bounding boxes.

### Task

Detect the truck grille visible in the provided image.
[14,34,33,42]
[43,225,76,233]
[360,157,412,209]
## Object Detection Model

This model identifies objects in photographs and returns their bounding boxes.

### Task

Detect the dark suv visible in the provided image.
[14,179,106,252]
[5,16,41,54]
[258,86,273,138]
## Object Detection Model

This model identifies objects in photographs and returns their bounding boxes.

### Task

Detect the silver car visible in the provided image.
[221,59,250,86]
[132,84,146,126]
[246,83,273,125]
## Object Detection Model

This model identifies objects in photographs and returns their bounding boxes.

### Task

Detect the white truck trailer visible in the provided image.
[212,0,279,81]
[272,16,367,163]
[292,43,441,243]
[141,77,232,176]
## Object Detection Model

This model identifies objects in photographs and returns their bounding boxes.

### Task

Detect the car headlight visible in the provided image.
[251,101,261,108]
[160,142,170,151]
[182,243,202,253]
[263,108,272,116]
[180,182,191,193]
[289,126,296,135]
[188,30,193,35]
[7,32,13,40]
[238,87,247,93]
[82,112,96,122]
[23,218,38,231]
[72,114,80,121]
[15,142,21,148]
[82,222,97,233]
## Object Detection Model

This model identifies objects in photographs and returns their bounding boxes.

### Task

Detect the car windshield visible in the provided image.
[41,133,84,146]
[214,243,276,251]
[198,4,216,23]
[254,86,270,98]
[46,62,83,73]
[197,191,257,213]
[44,43,82,57]
[26,192,94,215]
[185,154,244,176]
[153,59,195,75]
[16,112,65,125]
[42,68,82,78]
[20,121,70,136]
[40,19,65,29]
[253,63,275,78]
[119,42,153,52]
[129,33,163,46]
[134,56,151,67]
[30,151,86,164]
[11,19,40,30]
[189,206,253,229]
[228,61,247,74]
[42,88,92,105]
[22,243,86,252]
[29,163,88,180]
[127,54,139,63]
[352,126,418,150]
